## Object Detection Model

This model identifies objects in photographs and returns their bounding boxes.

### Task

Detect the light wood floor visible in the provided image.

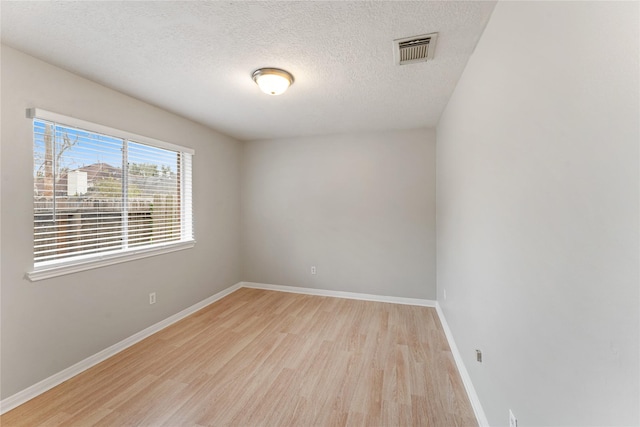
[1,288,477,426]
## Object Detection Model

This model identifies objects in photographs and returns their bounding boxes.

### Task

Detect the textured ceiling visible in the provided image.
[1,1,496,141]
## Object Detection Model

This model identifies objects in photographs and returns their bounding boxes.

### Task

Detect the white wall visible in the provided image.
[436,2,639,426]
[241,129,436,299]
[0,45,242,399]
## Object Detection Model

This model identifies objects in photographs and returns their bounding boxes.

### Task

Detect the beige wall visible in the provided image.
[436,2,639,425]
[0,45,242,399]
[241,129,436,299]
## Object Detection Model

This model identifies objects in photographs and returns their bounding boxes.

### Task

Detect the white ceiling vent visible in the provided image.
[394,33,438,65]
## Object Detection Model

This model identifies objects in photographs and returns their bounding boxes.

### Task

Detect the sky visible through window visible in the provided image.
[33,119,178,181]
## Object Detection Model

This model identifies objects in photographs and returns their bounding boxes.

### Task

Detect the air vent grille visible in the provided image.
[394,33,438,65]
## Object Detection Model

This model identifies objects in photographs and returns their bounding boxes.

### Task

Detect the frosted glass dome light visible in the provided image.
[252,68,294,96]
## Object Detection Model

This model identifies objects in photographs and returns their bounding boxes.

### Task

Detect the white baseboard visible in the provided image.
[0,281,243,415]
[435,302,489,427]
[241,281,436,307]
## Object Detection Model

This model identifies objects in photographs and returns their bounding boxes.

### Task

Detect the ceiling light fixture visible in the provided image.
[252,68,294,95]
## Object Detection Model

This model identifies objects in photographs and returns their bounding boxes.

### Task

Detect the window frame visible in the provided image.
[26,108,195,282]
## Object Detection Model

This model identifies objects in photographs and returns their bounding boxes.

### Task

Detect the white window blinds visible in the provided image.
[31,109,194,267]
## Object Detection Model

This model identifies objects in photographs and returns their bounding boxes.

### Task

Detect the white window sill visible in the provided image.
[26,240,196,282]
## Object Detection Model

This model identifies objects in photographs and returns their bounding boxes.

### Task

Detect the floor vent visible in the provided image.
[394,33,438,65]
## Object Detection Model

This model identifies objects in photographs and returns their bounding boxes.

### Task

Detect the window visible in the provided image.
[28,109,194,280]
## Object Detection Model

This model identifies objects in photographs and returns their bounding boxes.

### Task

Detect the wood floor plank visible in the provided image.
[1,288,477,426]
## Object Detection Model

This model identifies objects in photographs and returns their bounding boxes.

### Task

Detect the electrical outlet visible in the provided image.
[311,266,316,275]
[149,292,156,305]
[476,349,482,363]
[443,289,447,300]
[509,410,517,427]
